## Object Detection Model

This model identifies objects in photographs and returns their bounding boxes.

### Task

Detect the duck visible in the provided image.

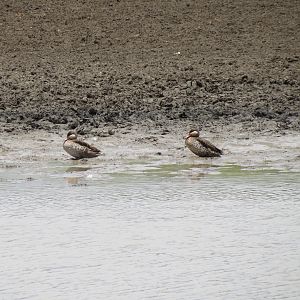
[185,129,223,157]
[63,130,101,159]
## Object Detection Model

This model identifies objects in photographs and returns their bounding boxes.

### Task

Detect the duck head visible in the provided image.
[185,129,200,139]
[66,130,78,140]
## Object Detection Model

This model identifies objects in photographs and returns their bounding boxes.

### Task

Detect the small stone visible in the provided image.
[108,129,115,135]
[191,80,198,89]
[68,121,79,129]
[89,107,97,115]
[4,127,14,132]
[186,88,193,96]
[42,86,50,92]
[161,129,170,135]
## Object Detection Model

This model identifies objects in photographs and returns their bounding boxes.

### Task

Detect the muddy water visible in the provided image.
[0,131,300,299]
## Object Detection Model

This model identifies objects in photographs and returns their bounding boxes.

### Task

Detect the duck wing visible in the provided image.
[197,137,223,155]
[74,140,101,153]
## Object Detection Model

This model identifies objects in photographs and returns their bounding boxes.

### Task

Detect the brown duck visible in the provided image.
[63,130,101,159]
[185,129,223,158]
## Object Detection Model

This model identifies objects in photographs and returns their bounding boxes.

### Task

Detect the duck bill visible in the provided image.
[185,134,190,139]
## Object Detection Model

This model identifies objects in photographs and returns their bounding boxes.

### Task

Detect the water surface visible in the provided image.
[0,161,299,300]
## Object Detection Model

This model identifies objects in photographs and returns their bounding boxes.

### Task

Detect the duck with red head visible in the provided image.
[185,129,223,158]
[63,130,101,159]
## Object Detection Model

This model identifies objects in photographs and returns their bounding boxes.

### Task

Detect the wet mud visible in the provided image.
[0,0,299,134]
[1,128,300,179]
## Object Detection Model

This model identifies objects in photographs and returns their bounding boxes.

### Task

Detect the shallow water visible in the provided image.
[0,158,300,299]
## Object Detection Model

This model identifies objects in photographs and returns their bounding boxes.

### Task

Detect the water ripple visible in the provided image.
[0,169,299,299]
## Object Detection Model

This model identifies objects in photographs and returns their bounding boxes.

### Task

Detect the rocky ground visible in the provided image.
[0,0,299,134]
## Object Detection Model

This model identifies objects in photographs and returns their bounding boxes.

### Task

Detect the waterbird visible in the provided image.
[63,130,101,159]
[185,129,223,157]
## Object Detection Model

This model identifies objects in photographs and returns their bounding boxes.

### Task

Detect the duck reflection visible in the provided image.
[66,177,80,185]
[65,166,91,173]
[65,176,88,186]
[65,161,91,185]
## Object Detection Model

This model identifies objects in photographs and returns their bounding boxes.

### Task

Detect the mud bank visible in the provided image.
[0,0,299,134]
[1,126,300,175]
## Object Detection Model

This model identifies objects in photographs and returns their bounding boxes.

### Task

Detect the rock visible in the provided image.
[108,129,115,135]
[68,121,79,129]
[89,107,97,115]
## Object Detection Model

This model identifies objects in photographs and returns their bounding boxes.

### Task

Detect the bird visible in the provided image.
[185,129,223,157]
[63,130,101,159]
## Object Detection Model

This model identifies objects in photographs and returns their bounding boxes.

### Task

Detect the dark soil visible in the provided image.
[0,0,299,133]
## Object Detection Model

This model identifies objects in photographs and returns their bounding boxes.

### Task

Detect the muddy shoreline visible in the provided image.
[0,0,299,134]
[1,126,300,177]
